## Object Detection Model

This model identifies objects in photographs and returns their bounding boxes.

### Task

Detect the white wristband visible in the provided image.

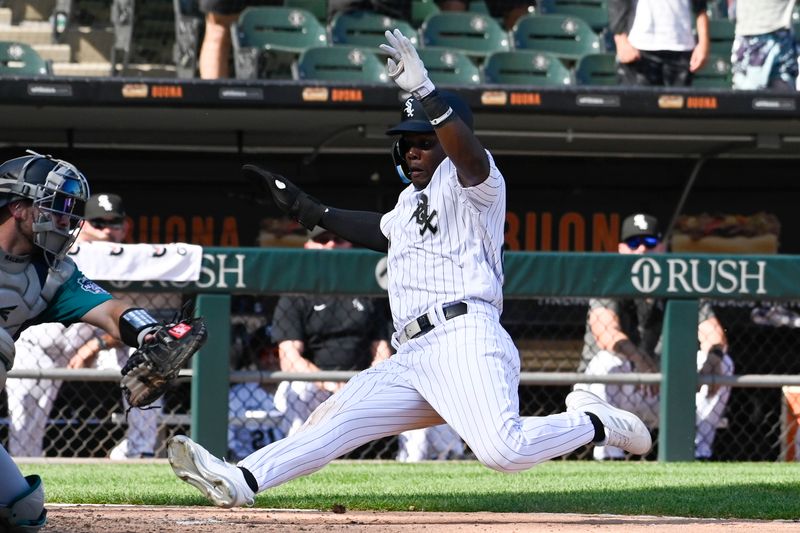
[429,107,453,126]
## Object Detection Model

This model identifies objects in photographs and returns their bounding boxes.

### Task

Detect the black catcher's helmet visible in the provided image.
[0,151,90,268]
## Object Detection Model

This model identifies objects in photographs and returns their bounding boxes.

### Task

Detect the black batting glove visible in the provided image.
[242,164,327,230]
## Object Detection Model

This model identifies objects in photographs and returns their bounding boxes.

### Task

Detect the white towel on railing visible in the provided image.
[67,242,203,281]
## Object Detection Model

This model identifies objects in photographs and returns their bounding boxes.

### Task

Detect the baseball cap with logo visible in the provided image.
[620,213,660,241]
[386,90,474,135]
[84,193,125,220]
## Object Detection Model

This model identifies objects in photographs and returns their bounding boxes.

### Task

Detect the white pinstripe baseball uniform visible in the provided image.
[238,151,597,490]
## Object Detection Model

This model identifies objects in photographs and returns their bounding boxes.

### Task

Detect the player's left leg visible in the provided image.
[169,357,443,507]
[408,310,648,472]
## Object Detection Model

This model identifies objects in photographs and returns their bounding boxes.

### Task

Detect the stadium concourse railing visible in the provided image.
[11,248,800,462]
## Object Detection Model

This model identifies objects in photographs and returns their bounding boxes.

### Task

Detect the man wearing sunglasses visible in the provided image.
[270,226,392,437]
[7,193,160,462]
[576,213,734,460]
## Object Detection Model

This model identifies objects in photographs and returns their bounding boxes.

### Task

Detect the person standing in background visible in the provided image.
[198,0,243,78]
[731,0,798,91]
[610,0,710,86]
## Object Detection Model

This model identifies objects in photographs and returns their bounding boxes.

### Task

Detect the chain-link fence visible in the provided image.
[4,290,800,462]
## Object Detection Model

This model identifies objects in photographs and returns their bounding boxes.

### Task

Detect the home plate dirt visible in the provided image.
[44,505,800,532]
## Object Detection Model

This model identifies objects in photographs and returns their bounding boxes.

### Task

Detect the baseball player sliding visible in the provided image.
[167,29,652,508]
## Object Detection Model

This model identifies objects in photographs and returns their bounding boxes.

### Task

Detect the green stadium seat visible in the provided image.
[573,52,617,85]
[708,18,735,57]
[692,54,732,88]
[421,12,510,58]
[232,6,329,79]
[512,14,601,60]
[536,0,609,34]
[482,50,572,86]
[417,48,481,85]
[294,45,389,83]
[469,1,490,14]
[284,0,328,22]
[0,42,50,76]
[330,10,418,51]
[411,0,441,28]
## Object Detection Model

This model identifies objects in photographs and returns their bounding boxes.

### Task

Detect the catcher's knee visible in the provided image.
[0,475,47,532]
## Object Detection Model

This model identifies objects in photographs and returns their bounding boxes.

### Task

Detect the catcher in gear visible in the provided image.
[0,152,206,532]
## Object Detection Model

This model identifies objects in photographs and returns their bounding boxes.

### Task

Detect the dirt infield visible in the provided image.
[44,505,800,533]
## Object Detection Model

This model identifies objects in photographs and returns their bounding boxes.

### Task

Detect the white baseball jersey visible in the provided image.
[240,151,596,492]
[380,151,505,336]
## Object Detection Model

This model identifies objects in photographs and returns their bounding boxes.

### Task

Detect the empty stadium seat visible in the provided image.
[692,54,732,88]
[573,52,617,85]
[232,6,328,79]
[421,12,510,58]
[294,45,388,83]
[417,47,481,85]
[536,0,609,34]
[285,0,328,22]
[411,0,441,27]
[330,10,418,51]
[512,14,601,60]
[0,41,50,76]
[708,18,735,57]
[482,49,572,86]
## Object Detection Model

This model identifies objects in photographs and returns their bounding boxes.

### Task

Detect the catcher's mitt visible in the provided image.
[121,316,207,408]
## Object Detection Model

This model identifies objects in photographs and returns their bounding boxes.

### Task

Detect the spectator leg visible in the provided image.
[199,12,239,79]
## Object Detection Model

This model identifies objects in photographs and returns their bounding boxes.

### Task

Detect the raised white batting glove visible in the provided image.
[380,28,435,100]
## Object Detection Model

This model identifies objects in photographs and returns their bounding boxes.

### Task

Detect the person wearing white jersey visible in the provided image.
[575,213,734,460]
[166,29,652,509]
[7,193,160,459]
[610,0,710,86]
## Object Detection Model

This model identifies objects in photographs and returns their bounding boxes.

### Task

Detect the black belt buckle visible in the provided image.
[443,302,468,320]
[412,314,433,339]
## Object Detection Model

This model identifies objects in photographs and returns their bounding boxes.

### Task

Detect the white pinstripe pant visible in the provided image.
[240,305,595,492]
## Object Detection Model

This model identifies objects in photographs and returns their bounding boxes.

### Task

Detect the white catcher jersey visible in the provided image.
[380,151,506,333]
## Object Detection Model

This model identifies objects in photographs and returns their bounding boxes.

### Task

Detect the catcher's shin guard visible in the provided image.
[0,475,47,532]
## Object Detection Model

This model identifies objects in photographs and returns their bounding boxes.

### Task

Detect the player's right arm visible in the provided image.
[381,29,489,187]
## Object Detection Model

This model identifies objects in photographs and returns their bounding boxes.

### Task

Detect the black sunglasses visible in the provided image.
[90,218,125,230]
[624,235,661,249]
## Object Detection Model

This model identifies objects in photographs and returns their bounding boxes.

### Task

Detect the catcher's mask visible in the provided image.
[0,150,90,268]
[387,91,474,184]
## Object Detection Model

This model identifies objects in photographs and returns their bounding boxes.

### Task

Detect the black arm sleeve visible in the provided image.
[608,0,634,35]
[320,207,389,253]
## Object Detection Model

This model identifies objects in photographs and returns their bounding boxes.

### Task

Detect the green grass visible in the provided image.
[20,461,800,520]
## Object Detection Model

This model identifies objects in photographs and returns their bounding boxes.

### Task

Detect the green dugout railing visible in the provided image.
[124,248,795,462]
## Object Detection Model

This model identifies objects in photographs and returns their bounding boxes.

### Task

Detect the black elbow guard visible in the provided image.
[119,308,160,347]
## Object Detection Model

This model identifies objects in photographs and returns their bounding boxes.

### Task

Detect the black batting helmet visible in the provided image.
[386,90,474,135]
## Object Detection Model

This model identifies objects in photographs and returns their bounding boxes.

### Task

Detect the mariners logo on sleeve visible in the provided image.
[78,276,109,295]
